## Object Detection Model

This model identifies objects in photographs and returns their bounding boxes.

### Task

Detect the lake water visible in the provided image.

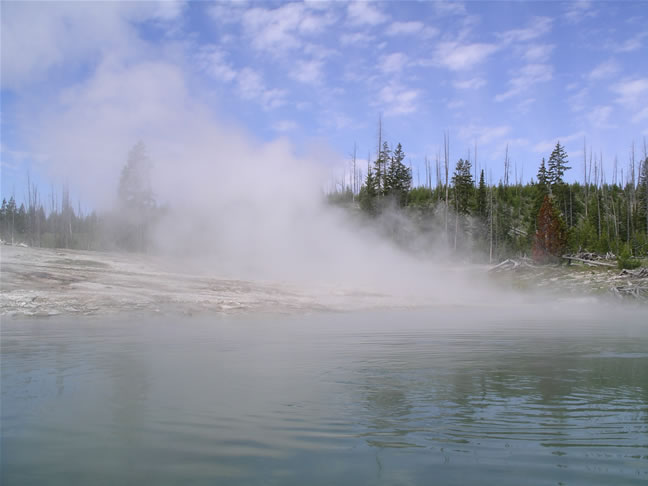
[2,306,647,485]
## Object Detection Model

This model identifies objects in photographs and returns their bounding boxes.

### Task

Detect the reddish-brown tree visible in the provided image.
[533,195,567,263]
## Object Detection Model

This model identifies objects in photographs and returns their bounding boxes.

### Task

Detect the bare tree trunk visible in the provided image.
[435,153,441,196]
[444,132,449,235]
[597,186,601,239]
[643,138,648,235]
[454,195,459,251]
[583,137,588,219]
[489,175,493,264]
[351,142,357,201]
[376,114,383,193]
[503,144,510,187]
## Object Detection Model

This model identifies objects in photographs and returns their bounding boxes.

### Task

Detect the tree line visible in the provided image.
[2,138,647,264]
[330,136,648,263]
[1,142,163,252]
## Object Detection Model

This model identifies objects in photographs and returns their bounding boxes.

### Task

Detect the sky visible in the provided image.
[1,0,648,208]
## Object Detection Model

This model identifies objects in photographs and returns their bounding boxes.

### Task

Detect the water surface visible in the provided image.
[2,306,647,485]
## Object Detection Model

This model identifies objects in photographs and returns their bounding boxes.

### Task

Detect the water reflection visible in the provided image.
[2,309,647,485]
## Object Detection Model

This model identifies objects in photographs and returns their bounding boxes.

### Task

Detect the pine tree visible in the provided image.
[117,141,156,251]
[451,158,474,215]
[639,155,648,234]
[118,141,155,211]
[359,168,377,214]
[537,157,549,190]
[374,141,391,195]
[533,195,567,263]
[385,143,411,206]
[477,169,487,219]
[0,198,6,240]
[547,142,570,187]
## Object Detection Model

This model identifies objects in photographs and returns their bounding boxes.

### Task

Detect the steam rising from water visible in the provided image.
[21,55,497,304]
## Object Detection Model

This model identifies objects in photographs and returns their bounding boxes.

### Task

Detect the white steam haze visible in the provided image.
[3,1,499,305]
[29,57,468,298]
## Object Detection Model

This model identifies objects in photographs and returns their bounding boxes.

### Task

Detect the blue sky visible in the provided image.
[2,1,647,207]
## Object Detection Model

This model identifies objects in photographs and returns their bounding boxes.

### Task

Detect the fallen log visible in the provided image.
[620,267,648,278]
[562,255,616,268]
[489,259,516,271]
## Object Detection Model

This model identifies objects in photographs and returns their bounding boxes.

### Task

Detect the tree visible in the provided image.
[537,157,549,190]
[385,142,411,207]
[533,195,567,263]
[374,141,391,195]
[117,141,156,251]
[6,197,17,244]
[451,158,473,215]
[476,169,487,219]
[359,167,377,214]
[639,155,648,234]
[547,142,570,187]
[118,141,155,211]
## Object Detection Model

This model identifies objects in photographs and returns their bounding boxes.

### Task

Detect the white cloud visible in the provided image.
[564,1,596,24]
[386,21,423,36]
[195,46,236,82]
[274,120,298,132]
[588,59,619,80]
[380,53,408,74]
[237,68,286,110]
[153,0,187,21]
[498,17,553,44]
[434,41,498,71]
[459,125,512,146]
[319,112,360,131]
[447,99,465,110]
[615,31,648,53]
[568,87,588,112]
[207,2,248,24]
[495,63,553,102]
[433,1,466,16]
[303,43,337,60]
[340,31,375,46]
[612,78,648,105]
[533,131,586,154]
[522,44,554,63]
[632,106,648,123]
[240,3,335,54]
[1,2,158,90]
[377,83,420,116]
[453,77,486,90]
[612,78,648,123]
[291,59,324,84]
[516,98,536,114]
[588,105,613,127]
[346,2,388,26]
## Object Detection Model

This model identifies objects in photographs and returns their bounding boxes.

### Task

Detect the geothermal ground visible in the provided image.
[0,245,419,318]
[1,245,646,318]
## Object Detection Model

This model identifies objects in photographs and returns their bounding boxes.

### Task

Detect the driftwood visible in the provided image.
[613,285,648,299]
[489,258,538,272]
[562,255,616,268]
[620,267,648,278]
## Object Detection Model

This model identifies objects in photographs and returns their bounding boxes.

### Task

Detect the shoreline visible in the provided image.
[0,246,419,318]
[1,245,646,319]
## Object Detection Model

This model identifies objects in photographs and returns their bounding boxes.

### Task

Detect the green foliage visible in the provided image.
[476,170,487,219]
[385,143,412,207]
[547,142,570,187]
[451,158,474,215]
[359,168,378,215]
[617,245,641,269]
[408,187,435,207]
[537,157,549,190]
